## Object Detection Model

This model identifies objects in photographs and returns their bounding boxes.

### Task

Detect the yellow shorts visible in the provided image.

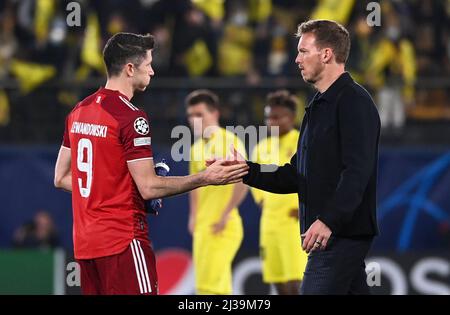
[193,225,243,295]
[260,220,307,283]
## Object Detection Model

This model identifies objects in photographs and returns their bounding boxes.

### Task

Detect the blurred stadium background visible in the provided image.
[0,0,449,295]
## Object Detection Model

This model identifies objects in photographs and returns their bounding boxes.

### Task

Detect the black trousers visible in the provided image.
[300,236,373,295]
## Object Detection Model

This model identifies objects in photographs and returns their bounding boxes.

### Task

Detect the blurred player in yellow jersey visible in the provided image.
[186,90,248,295]
[251,90,308,295]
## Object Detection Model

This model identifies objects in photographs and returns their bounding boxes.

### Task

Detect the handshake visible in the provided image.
[147,159,170,215]
[201,146,249,185]
[205,146,246,167]
[146,147,248,214]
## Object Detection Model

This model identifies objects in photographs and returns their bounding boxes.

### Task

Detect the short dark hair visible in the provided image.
[296,20,350,64]
[103,32,155,77]
[266,90,298,114]
[185,89,220,112]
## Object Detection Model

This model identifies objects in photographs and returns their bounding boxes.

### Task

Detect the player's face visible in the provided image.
[264,105,295,136]
[186,103,219,138]
[134,50,154,91]
[295,33,325,85]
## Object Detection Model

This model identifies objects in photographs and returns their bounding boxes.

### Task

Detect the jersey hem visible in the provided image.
[127,157,154,163]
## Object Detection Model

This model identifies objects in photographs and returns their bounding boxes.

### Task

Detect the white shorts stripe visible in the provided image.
[136,240,152,293]
[132,240,148,293]
[130,241,144,294]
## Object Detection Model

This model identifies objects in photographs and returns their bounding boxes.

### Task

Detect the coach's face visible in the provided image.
[186,103,219,138]
[295,33,325,85]
[134,49,155,91]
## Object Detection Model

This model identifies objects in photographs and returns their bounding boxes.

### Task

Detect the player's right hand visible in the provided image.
[203,159,249,185]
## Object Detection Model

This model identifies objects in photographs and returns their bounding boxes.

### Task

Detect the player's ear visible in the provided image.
[125,63,134,77]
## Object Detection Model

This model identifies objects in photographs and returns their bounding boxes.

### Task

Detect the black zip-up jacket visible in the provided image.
[244,72,380,237]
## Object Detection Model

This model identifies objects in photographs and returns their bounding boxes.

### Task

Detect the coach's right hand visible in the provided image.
[203,159,249,185]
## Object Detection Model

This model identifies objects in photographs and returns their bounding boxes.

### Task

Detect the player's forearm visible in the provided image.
[243,161,301,194]
[54,146,72,192]
[54,174,72,192]
[140,173,206,200]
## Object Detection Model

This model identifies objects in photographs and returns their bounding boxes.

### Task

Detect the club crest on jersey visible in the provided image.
[134,117,149,135]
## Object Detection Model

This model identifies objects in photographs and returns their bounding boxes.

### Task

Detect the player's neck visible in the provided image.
[105,78,134,100]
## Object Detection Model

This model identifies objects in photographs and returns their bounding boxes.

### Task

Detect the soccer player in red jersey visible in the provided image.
[54,33,248,295]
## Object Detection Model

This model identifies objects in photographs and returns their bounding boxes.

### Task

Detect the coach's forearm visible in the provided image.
[243,161,300,194]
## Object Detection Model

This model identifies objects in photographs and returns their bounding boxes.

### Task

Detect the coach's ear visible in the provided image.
[321,47,333,64]
[125,62,135,77]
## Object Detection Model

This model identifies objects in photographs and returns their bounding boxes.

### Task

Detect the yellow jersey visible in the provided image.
[189,127,247,233]
[251,129,299,230]
[251,129,307,283]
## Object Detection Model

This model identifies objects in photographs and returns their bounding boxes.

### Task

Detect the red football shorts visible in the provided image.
[77,239,158,295]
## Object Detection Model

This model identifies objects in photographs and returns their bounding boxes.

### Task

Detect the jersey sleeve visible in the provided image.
[62,116,71,148]
[120,110,153,162]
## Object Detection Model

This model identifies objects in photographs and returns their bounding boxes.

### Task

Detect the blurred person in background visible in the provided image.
[217,1,254,77]
[365,1,417,135]
[170,2,216,77]
[347,14,375,84]
[250,90,307,295]
[12,210,59,250]
[310,0,356,25]
[412,0,449,77]
[186,89,248,295]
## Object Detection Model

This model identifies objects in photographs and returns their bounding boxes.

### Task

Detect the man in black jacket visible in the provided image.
[216,20,380,294]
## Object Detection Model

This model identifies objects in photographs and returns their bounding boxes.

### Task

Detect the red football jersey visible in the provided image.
[62,88,153,259]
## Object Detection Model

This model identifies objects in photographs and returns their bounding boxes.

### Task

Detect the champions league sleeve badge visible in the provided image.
[134,117,150,135]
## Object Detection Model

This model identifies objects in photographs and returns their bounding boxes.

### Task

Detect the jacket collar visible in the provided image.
[308,72,354,106]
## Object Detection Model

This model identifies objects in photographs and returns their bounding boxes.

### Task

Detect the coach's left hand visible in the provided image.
[301,219,332,253]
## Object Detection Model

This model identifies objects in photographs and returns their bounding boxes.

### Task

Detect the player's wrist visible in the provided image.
[195,171,208,187]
